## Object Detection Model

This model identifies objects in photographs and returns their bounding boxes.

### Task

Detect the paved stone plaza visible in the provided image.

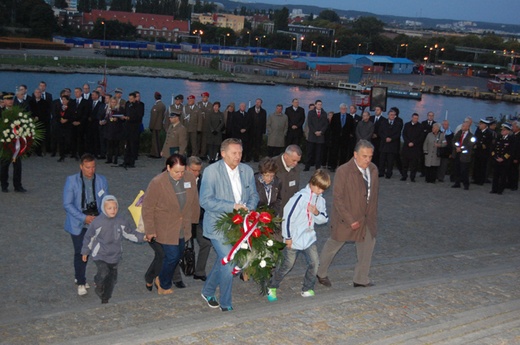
[0,155,518,344]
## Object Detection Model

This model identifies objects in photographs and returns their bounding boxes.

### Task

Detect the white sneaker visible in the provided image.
[77,285,88,296]
[75,280,90,289]
[301,290,315,297]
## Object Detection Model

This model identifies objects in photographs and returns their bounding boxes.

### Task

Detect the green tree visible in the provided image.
[110,0,132,12]
[318,9,340,23]
[78,0,91,13]
[55,0,68,9]
[90,18,137,40]
[96,0,107,10]
[273,6,289,31]
[178,0,191,20]
[352,16,384,38]
[29,3,56,38]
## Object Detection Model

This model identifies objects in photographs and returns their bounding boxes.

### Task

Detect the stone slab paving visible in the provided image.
[0,155,518,344]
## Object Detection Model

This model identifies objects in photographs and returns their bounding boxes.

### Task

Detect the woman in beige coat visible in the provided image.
[142,154,200,294]
[423,123,446,183]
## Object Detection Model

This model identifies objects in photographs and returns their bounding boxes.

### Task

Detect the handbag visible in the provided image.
[179,238,196,276]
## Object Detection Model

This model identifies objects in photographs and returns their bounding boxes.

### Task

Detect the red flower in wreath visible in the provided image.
[259,212,272,224]
[232,214,244,224]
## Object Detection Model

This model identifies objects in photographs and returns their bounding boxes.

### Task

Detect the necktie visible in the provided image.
[42,93,46,100]
[93,101,97,108]
[341,114,346,128]
[429,121,432,126]
[390,120,393,125]
[460,131,465,145]
[317,110,321,117]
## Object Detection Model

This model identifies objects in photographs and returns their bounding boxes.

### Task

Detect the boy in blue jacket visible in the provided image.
[81,195,147,303]
[268,169,331,301]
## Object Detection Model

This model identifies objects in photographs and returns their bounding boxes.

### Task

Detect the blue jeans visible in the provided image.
[158,238,185,290]
[71,227,88,285]
[202,238,234,309]
[270,243,319,292]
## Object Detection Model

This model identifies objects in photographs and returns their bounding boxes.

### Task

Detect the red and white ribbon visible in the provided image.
[221,212,260,274]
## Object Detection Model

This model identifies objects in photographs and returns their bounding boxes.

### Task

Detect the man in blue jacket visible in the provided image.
[199,138,259,311]
[63,153,109,296]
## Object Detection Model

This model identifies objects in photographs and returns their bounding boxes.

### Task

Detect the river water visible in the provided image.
[2,71,518,128]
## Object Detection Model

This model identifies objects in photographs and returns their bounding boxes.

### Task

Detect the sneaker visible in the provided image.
[74,279,90,289]
[77,285,88,296]
[201,293,220,308]
[301,290,315,297]
[220,306,233,312]
[267,288,277,302]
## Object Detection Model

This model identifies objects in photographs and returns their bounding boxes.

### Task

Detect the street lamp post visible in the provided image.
[357,43,361,54]
[331,39,337,57]
[223,32,230,47]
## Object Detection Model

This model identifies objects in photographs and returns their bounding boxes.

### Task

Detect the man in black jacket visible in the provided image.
[69,87,90,159]
[328,103,350,172]
[248,98,267,162]
[378,109,403,179]
[400,113,423,182]
[120,92,143,168]
[284,98,306,146]
[231,102,253,162]
[304,100,329,171]
[369,106,386,168]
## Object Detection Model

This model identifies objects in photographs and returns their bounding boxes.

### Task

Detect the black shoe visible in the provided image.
[173,281,186,289]
[57,157,65,162]
[101,299,109,304]
[385,176,391,179]
[410,178,415,182]
[14,187,27,193]
[193,275,207,281]
[400,177,406,181]
[451,184,460,188]
[118,163,128,170]
[353,282,375,288]
[1,188,8,193]
[145,282,153,291]
[490,190,498,194]
[51,152,56,157]
[105,159,112,164]
[463,186,469,190]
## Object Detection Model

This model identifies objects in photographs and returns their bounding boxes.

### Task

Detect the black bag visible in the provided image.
[179,239,195,276]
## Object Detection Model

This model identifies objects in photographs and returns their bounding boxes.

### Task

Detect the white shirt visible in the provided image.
[281,154,291,172]
[225,163,242,204]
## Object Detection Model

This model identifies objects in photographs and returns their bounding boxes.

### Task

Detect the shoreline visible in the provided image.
[2,64,520,103]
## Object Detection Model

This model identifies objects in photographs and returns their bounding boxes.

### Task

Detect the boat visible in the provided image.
[361,86,422,100]
[337,82,363,91]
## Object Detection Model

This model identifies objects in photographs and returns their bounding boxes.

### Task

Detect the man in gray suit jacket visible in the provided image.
[199,138,259,311]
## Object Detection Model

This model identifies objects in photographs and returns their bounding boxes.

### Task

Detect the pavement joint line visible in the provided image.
[55,265,519,345]
[366,300,520,345]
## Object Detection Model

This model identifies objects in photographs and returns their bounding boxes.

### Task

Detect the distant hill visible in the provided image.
[220,0,520,34]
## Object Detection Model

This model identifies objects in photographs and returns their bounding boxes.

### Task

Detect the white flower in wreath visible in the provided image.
[6,138,11,143]
[14,120,20,126]
[240,242,249,250]
[4,118,8,123]
[259,260,267,268]
[10,134,14,139]
[0,139,4,143]
[266,239,273,247]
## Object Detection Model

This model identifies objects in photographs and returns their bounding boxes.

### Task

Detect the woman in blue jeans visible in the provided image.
[142,154,200,294]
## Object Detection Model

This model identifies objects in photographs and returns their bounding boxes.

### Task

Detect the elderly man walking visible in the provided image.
[316,140,380,288]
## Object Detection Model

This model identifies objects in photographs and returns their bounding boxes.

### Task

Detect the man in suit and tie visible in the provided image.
[378,109,403,179]
[317,140,380,288]
[284,98,306,147]
[304,100,329,171]
[452,122,475,190]
[346,104,362,160]
[369,106,385,168]
[70,87,90,159]
[328,103,350,172]
[200,138,259,311]
[247,98,267,162]
[85,90,105,157]
[230,102,253,162]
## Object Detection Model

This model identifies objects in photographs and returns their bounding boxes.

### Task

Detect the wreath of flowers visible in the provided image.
[216,206,285,295]
[0,106,44,161]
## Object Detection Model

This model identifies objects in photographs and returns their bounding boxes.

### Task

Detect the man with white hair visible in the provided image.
[455,116,473,134]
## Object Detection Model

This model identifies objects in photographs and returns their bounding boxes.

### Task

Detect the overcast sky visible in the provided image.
[251,0,519,25]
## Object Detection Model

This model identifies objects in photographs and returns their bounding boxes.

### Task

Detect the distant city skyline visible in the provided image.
[249,0,519,26]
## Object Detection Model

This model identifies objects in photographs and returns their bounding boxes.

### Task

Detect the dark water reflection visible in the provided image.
[2,71,518,128]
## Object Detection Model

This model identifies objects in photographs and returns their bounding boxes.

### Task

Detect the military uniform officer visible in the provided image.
[168,94,184,131]
[472,118,494,185]
[490,123,513,195]
[161,111,188,157]
[182,95,202,157]
[197,92,212,159]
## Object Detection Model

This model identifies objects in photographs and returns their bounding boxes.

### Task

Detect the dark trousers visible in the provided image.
[453,159,470,188]
[94,260,118,302]
[58,126,71,158]
[98,126,107,157]
[173,224,212,281]
[401,153,420,180]
[379,152,396,178]
[85,123,100,156]
[286,130,302,147]
[267,146,283,158]
[425,166,438,183]
[158,239,185,290]
[329,141,348,169]
[124,138,139,166]
[472,153,488,184]
[150,129,162,157]
[1,158,22,190]
[508,161,519,190]
[492,161,509,193]
[106,140,120,162]
[71,228,88,285]
[145,240,164,284]
[70,125,85,157]
[305,141,323,170]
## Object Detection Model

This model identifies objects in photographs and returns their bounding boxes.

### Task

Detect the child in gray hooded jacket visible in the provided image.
[82,195,146,303]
